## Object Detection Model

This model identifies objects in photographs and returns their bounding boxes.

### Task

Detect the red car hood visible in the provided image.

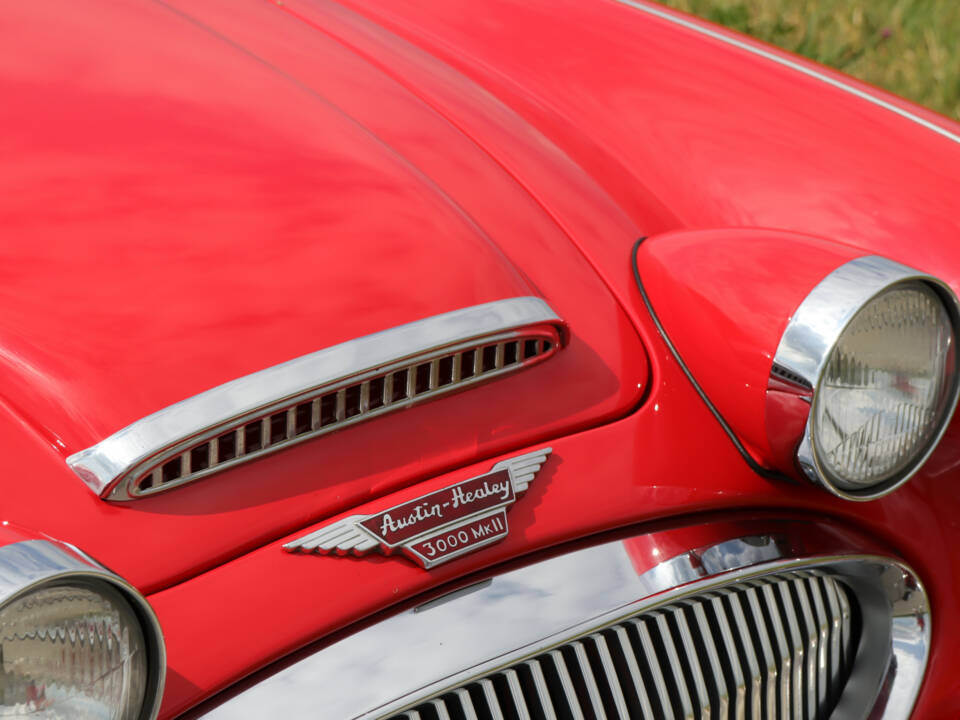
[1,3,543,452]
[0,1,646,591]
[9,0,960,595]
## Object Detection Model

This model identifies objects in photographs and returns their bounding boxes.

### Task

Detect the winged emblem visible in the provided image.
[284,448,552,569]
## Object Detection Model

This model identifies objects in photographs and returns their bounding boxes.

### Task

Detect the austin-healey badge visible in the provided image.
[283,448,551,568]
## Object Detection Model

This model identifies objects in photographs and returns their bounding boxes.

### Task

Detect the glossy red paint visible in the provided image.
[2,0,648,455]
[3,0,960,717]
[0,0,648,591]
[314,0,960,314]
[635,229,863,463]
[0,522,45,550]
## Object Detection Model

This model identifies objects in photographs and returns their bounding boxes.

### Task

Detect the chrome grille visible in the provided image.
[134,332,558,496]
[390,571,855,720]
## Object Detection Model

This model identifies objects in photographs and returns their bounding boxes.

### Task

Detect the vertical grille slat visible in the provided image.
[666,607,711,720]
[479,679,505,720]
[455,688,479,720]
[790,578,820,720]
[504,669,532,720]
[526,660,557,719]
[632,619,676,720]
[703,595,746,720]
[720,590,763,720]
[431,699,451,720]
[610,626,657,719]
[686,602,730,720]
[650,613,695,720]
[800,573,831,716]
[837,585,853,669]
[591,633,631,720]
[773,580,806,720]
[570,641,609,719]
[742,586,778,720]
[755,581,792,720]
[391,572,858,720]
[821,577,844,704]
[549,649,585,720]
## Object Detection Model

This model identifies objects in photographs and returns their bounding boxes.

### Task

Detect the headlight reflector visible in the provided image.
[0,582,147,718]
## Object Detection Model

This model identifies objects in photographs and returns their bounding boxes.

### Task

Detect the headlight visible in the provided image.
[773,256,960,499]
[0,540,165,719]
[812,282,956,490]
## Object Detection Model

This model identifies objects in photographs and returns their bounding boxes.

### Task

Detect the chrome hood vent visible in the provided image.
[68,298,564,501]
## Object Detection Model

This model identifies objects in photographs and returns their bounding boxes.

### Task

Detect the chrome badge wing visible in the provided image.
[284,448,552,569]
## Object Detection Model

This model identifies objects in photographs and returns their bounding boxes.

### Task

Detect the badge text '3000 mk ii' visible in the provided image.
[283,448,551,568]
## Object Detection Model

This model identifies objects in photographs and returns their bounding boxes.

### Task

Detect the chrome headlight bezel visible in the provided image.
[0,539,166,720]
[770,255,960,500]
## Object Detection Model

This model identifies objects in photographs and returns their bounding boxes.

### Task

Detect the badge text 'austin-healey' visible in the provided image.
[283,449,552,568]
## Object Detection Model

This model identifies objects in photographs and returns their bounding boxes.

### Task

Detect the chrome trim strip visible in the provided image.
[612,0,960,146]
[67,297,562,499]
[200,528,929,720]
[769,256,960,500]
[0,540,166,720]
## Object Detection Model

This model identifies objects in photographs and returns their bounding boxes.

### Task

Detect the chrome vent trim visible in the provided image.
[67,298,564,500]
[390,571,856,720]
[133,334,557,498]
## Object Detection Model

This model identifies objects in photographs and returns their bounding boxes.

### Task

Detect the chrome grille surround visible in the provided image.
[390,570,856,720]
[66,298,564,500]
[198,521,929,720]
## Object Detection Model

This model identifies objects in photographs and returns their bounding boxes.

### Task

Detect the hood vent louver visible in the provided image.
[67,298,564,501]
[137,335,556,497]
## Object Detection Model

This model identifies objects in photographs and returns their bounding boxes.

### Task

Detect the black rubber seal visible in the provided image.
[631,237,789,481]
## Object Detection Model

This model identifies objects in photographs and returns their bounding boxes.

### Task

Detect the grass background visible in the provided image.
[657,0,960,121]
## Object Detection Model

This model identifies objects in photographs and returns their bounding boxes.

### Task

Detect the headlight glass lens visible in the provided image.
[0,582,147,719]
[813,282,956,490]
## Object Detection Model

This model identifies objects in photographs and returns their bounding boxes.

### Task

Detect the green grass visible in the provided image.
[657,0,960,121]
